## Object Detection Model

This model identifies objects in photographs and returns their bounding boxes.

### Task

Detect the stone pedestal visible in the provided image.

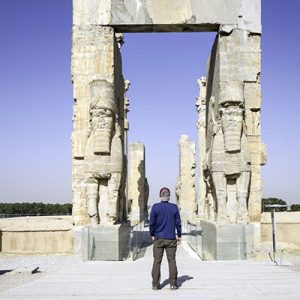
[81,223,130,261]
[201,220,259,260]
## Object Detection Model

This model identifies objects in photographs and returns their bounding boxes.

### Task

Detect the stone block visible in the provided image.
[216,224,246,260]
[218,51,243,82]
[82,223,130,261]
[72,131,89,159]
[73,81,90,100]
[0,217,74,254]
[72,25,115,81]
[245,108,261,137]
[260,142,267,165]
[201,220,256,260]
[244,83,261,109]
[146,0,193,24]
[238,0,261,33]
[72,159,85,178]
[73,0,111,25]
[73,0,261,33]
[218,51,260,83]
[73,226,84,255]
[72,181,89,225]
[218,81,244,104]
[190,0,219,24]
[241,33,261,53]
[240,52,261,82]
[261,212,300,245]
[245,222,261,257]
[248,176,262,223]
[201,220,217,260]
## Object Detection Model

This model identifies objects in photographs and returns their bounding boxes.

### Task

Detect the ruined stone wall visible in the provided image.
[128,142,148,225]
[0,216,74,254]
[261,212,300,245]
[176,135,197,221]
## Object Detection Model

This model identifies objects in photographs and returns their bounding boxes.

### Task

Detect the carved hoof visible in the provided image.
[217,215,229,225]
[236,215,249,225]
[89,215,99,225]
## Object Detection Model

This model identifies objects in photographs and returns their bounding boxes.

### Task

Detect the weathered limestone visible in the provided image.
[198,27,265,228]
[128,142,148,225]
[195,77,207,219]
[176,135,197,221]
[72,0,264,226]
[124,79,130,154]
[0,217,74,254]
[73,0,261,33]
[71,0,265,260]
[261,212,300,246]
[81,223,130,260]
[71,23,127,226]
[201,220,258,260]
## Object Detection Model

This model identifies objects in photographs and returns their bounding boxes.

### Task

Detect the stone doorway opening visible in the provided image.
[121,32,216,207]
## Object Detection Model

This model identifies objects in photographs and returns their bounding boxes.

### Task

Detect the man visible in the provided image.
[149,187,182,290]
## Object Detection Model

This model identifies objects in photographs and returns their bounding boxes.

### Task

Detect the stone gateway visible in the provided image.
[71,0,265,260]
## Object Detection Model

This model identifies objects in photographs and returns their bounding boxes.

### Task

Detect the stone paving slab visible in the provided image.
[1,242,300,300]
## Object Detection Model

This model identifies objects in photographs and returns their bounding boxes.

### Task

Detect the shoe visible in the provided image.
[152,285,161,290]
[170,284,179,290]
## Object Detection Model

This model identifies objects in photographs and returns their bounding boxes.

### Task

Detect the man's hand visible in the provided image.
[176,237,181,245]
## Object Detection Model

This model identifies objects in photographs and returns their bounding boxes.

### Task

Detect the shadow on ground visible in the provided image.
[0,270,12,276]
[134,242,152,260]
[161,275,194,288]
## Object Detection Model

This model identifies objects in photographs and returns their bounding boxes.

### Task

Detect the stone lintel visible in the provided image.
[73,0,261,34]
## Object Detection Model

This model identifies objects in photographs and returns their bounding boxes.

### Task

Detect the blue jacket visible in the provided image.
[149,201,182,239]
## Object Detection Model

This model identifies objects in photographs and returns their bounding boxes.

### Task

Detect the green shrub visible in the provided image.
[262,198,287,212]
[290,204,300,211]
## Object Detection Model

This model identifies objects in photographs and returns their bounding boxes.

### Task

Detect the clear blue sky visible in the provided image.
[0,1,299,205]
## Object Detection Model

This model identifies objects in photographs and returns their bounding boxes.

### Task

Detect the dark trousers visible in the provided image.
[151,239,178,286]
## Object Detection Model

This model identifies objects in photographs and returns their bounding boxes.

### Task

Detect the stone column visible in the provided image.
[195,77,207,219]
[176,135,197,221]
[123,79,130,219]
[204,28,265,225]
[244,82,267,222]
[71,23,127,225]
[128,142,148,225]
[124,80,130,157]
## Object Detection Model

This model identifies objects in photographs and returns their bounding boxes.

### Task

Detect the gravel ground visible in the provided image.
[0,254,81,293]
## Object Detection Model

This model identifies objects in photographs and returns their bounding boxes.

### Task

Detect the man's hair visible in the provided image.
[159,187,170,199]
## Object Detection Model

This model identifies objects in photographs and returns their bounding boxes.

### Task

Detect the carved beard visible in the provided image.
[92,109,114,155]
[221,106,243,153]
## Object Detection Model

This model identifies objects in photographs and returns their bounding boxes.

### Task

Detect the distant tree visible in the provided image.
[60,203,72,214]
[262,198,287,212]
[0,203,72,216]
[290,204,300,211]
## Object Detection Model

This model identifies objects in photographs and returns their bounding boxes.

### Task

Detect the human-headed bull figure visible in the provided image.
[206,96,251,224]
[84,80,124,225]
